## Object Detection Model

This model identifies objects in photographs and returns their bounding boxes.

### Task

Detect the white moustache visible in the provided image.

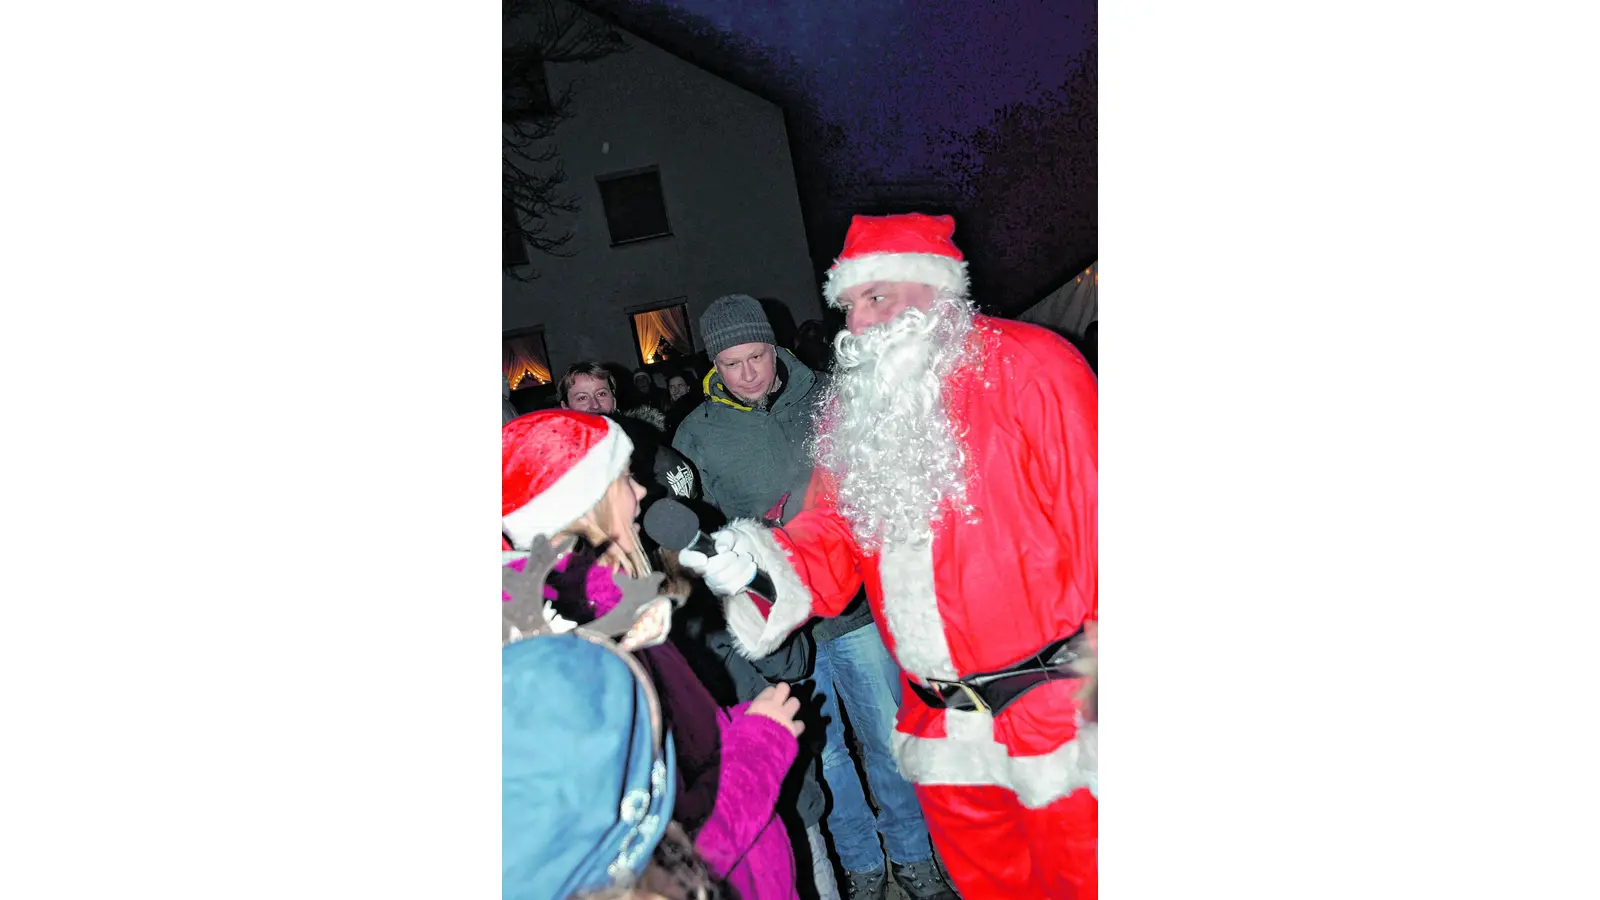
[835,308,940,371]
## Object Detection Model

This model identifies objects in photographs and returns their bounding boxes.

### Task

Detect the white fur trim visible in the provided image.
[542,600,577,633]
[502,418,634,550]
[720,518,815,659]
[892,711,1098,808]
[823,253,971,308]
[877,540,959,681]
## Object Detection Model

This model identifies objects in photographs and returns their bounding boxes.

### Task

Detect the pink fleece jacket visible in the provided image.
[568,555,801,900]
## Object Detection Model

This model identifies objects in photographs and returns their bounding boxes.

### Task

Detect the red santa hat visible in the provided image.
[502,410,634,551]
[823,213,971,308]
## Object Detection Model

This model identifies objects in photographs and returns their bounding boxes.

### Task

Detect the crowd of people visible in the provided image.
[503,213,1099,900]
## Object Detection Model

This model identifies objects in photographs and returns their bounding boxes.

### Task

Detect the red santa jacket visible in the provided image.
[720,316,1098,808]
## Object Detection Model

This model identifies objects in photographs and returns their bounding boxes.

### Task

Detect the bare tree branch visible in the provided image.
[503,0,628,280]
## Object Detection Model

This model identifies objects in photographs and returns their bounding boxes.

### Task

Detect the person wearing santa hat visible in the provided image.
[504,409,806,900]
[678,213,1098,899]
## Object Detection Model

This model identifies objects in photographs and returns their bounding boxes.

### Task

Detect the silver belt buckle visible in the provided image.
[930,678,989,714]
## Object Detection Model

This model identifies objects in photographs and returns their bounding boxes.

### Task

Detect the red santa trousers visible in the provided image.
[915,783,1097,900]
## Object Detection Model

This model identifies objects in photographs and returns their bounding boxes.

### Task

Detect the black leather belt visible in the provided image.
[908,627,1088,716]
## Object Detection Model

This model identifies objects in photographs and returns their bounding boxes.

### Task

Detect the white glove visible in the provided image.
[677,529,759,596]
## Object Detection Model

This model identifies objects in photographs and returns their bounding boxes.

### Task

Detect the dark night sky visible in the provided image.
[623,0,1096,177]
[574,0,1098,313]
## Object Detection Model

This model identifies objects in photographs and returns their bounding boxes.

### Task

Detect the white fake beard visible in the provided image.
[811,294,980,550]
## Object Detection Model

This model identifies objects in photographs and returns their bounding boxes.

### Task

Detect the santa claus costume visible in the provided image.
[688,214,1097,899]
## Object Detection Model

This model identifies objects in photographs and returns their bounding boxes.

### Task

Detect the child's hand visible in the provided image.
[746,683,805,738]
[618,598,672,651]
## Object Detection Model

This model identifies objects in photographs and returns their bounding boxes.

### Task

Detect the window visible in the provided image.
[628,300,693,367]
[503,48,553,119]
[503,196,530,267]
[597,167,671,245]
[503,327,553,390]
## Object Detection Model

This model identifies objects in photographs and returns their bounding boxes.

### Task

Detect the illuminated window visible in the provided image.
[503,327,553,390]
[628,300,692,367]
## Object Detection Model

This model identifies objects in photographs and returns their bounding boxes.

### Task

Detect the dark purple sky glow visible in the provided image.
[593,0,1094,177]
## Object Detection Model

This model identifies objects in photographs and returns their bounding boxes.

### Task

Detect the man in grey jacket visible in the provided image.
[673,294,954,900]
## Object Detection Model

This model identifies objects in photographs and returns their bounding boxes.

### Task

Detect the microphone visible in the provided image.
[644,498,777,600]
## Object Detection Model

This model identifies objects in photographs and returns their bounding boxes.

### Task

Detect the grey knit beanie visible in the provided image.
[700,294,776,360]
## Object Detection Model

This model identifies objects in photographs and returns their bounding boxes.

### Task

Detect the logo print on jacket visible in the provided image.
[665,464,694,498]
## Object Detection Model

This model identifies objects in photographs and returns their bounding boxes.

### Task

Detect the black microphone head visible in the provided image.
[643,498,701,552]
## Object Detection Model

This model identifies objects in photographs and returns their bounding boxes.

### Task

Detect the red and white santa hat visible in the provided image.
[502,410,634,551]
[823,212,971,308]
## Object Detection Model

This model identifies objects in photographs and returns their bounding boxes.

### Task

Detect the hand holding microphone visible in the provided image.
[680,531,761,596]
[645,499,772,598]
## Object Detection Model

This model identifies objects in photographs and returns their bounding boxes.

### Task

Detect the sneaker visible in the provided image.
[890,858,959,900]
[843,867,887,900]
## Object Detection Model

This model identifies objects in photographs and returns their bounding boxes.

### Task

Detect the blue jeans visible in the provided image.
[813,625,934,874]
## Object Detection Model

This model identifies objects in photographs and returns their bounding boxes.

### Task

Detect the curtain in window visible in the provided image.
[503,335,552,389]
[632,307,691,364]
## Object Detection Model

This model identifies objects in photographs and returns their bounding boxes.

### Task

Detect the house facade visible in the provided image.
[503,1,822,397]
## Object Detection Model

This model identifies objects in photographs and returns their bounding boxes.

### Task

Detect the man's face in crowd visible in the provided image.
[563,373,615,413]
[667,375,690,401]
[837,280,939,336]
[714,342,778,405]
